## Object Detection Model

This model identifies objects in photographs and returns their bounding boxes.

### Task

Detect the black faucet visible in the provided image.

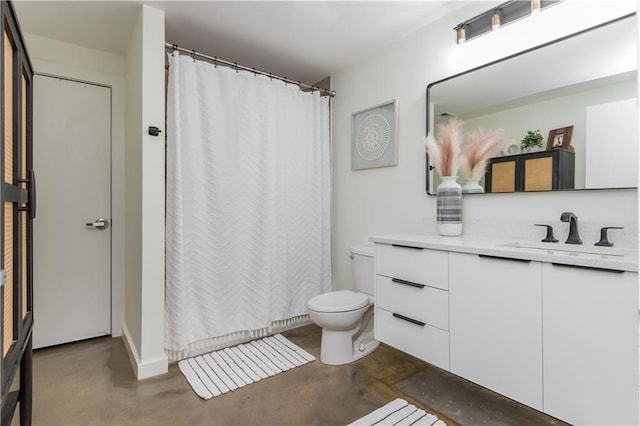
[560,212,582,244]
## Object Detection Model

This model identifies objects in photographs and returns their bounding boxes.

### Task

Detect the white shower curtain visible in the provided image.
[165,53,331,361]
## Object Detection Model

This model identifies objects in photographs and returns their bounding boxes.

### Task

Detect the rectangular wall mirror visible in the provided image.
[426,13,638,195]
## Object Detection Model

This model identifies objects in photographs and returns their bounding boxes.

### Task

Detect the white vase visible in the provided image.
[462,178,484,194]
[437,176,463,236]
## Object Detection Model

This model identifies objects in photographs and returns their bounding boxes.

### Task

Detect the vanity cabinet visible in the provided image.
[374,244,450,370]
[448,253,543,410]
[542,263,638,426]
[484,149,575,193]
[372,237,638,425]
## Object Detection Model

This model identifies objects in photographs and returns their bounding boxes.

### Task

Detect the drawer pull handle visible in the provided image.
[392,244,423,250]
[392,313,425,327]
[551,263,624,273]
[478,254,531,263]
[391,278,425,289]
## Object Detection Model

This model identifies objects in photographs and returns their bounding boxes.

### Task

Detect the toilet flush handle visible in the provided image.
[349,254,354,259]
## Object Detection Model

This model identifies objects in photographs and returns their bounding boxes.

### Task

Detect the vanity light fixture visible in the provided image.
[454,0,560,44]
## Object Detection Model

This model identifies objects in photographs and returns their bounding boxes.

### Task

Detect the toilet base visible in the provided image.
[320,328,379,365]
[319,307,379,365]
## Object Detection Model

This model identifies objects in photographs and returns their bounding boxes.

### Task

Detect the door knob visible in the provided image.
[86,218,109,230]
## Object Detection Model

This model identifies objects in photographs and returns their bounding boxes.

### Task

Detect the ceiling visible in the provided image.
[12,1,473,84]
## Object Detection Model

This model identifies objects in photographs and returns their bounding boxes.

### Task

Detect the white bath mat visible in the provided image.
[178,333,315,400]
[348,398,446,426]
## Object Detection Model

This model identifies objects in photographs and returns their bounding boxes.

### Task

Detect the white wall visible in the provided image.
[331,0,639,290]
[123,5,144,364]
[139,4,166,375]
[23,33,127,339]
[122,4,167,380]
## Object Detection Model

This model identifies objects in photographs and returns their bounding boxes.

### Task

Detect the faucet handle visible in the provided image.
[534,224,558,243]
[595,226,624,247]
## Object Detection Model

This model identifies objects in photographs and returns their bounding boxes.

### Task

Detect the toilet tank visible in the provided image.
[351,245,374,295]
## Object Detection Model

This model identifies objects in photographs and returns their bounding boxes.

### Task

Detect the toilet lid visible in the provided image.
[308,290,370,313]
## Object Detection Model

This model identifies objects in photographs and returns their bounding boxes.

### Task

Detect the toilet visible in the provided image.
[307,245,380,365]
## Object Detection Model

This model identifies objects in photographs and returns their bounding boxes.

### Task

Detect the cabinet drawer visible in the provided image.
[375,244,448,290]
[376,275,448,330]
[375,307,449,371]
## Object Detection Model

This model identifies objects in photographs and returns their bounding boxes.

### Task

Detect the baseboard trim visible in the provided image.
[121,322,168,380]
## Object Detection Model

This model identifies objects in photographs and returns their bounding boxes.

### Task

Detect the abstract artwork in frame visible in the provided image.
[351,99,398,170]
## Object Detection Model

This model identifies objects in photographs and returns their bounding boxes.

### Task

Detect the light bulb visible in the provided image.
[492,11,501,30]
[531,0,541,14]
[457,27,466,44]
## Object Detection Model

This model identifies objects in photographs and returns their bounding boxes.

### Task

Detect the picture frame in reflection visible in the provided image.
[546,126,574,151]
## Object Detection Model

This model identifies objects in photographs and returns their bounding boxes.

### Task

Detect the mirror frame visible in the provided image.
[425,13,637,195]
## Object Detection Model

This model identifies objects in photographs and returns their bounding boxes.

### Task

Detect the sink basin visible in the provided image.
[499,240,632,257]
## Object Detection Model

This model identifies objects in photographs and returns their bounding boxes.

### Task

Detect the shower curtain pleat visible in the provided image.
[165,54,331,361]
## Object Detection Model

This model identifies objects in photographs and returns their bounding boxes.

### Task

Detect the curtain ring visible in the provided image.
[234,62,238,73]
[298,81,302,91]
[214,56,217,68]
[252,67,257,76]
[191,50,196,62]
[268,73,272,81]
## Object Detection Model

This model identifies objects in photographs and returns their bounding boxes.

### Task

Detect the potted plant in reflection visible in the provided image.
[520,129,544,153]
[459,128,507,194]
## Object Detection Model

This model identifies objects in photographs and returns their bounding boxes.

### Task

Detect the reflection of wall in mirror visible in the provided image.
[585,98,638,189]
[461,78,635,190]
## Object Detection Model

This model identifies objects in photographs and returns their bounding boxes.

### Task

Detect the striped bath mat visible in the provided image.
[348,398,446,426]
[178,333,315,399]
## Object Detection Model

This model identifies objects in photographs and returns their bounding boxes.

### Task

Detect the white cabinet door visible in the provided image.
[449,252,543,410]
[542,263,638,426]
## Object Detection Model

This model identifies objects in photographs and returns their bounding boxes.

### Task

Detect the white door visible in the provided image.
[32,75,111,349]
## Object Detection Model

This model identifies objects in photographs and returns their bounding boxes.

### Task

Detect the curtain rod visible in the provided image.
[165,43,336,98]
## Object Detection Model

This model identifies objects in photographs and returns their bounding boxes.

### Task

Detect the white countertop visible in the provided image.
[369,233,639,272]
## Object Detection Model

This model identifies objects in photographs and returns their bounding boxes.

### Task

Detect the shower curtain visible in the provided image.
[165,53,331,361]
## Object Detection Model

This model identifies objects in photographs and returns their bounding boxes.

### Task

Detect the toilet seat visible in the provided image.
[308,290,369,313]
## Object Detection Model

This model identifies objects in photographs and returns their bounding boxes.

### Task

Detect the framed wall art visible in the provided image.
[351,99,398,170]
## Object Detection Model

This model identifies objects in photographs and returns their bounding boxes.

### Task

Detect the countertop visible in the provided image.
[369,233,639,272]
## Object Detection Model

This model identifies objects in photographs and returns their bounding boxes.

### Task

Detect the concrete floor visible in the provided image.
[16,324,566,426]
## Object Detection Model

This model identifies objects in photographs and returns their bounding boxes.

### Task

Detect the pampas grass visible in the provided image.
[426,118,464,177]
[459,128,508,179]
